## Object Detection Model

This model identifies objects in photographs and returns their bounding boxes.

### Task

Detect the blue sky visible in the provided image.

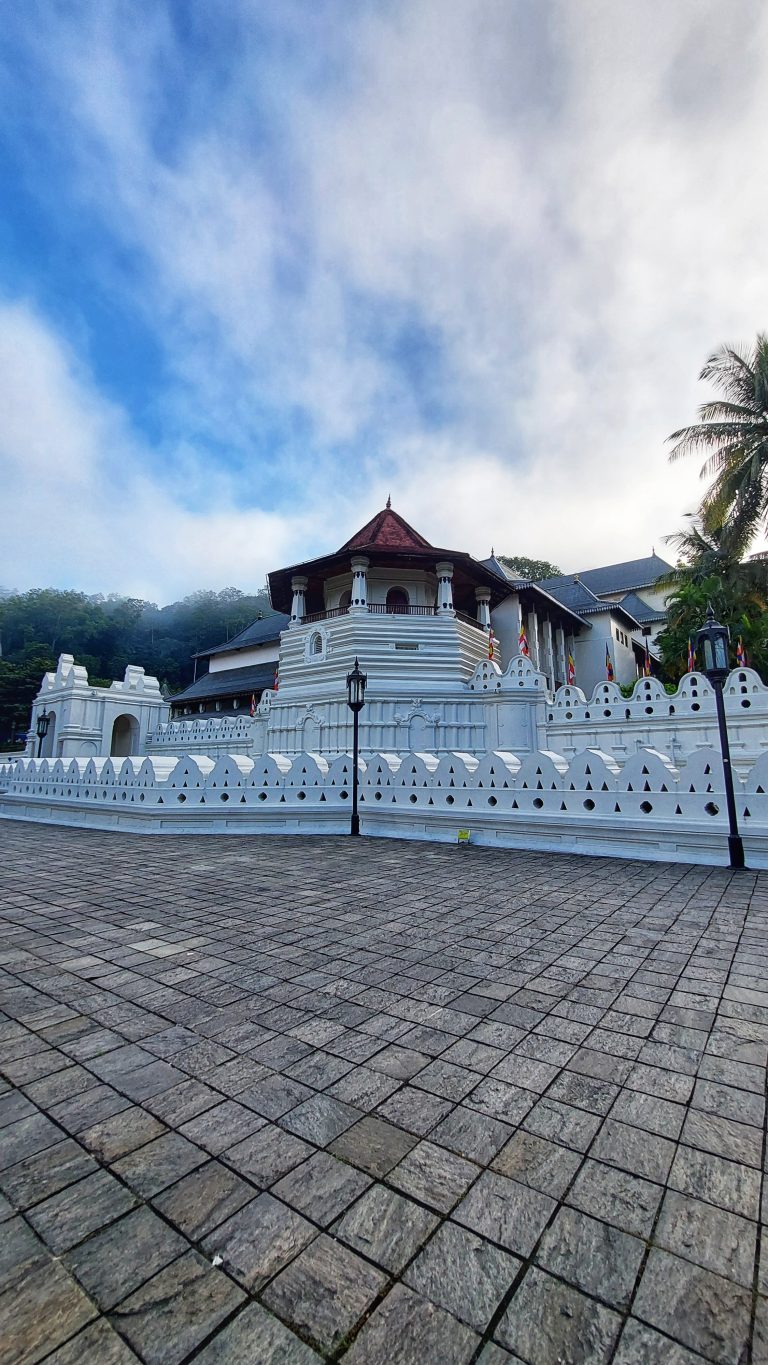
[0,0,766,601]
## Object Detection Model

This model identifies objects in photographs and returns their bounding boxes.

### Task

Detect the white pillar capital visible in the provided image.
[289,575,308,627]
[435,561,454,614]
[475,587,491,628]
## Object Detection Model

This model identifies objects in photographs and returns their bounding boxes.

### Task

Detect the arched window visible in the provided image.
[339,589,352,611]
[310,631,323,655]
[386,587,409,613]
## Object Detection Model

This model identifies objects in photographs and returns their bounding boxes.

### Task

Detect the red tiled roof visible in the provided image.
[339,506,434,552]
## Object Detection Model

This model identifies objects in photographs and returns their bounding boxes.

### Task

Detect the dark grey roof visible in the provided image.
[572,554,673,596]
[171,662,276,703]
[538,574,641,629]
[618,591,668,624]
[480,558,587,628]
[195,612,290,659]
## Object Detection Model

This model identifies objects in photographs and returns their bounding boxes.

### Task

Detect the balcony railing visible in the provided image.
[300,604,487,631]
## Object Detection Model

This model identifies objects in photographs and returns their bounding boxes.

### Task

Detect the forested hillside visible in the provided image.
[0,586,273,747]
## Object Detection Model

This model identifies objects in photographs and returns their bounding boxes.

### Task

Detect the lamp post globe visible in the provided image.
[695,606,745,871]
[36,709,51,758]
[345,658,367,836]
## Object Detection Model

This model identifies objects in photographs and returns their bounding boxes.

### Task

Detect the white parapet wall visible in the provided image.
[2,745,767,868]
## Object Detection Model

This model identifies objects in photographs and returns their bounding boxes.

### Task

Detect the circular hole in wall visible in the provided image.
[340,790,349,799]
[297,791,306,800]
[374,791,382,800]
[177,793,186,803]
[640,800,653,813]
[446,794,455,805]
[258,791,267,801]
[583,798,595,811]
[741,699,751,708]
[220,792,229,802]
[705,801,720,816]
[409,793,418,803]
[488,795,497,806]
[533,797,544,809]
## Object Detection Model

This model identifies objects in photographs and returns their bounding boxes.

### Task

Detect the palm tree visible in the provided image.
[661,514,749,589]
[668,334,768,545]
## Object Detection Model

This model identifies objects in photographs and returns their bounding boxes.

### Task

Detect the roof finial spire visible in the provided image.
[491,546,495,557]
[386,493,391,510]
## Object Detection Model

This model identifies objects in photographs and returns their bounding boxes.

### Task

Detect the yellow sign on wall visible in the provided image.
[457,829,471,844]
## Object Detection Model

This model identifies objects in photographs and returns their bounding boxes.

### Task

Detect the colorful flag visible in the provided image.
[518,625,530,657]
[736,636,747,667]
[488,625,499,660]
[249,693,257,718]
[687,637,695,672]
[605,645,615,682]
[567,652,576,685]
[644,641,652,677]
[273,667,279,691]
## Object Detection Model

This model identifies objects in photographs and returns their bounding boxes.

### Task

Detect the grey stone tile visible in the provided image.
[330,1114,416,1175]
[0,1111,63,1169]
[237,1071,314,1118]
[430,1104,513,1164]
[376,1086,456,1135]
[27,1168,138,1254]
[262,1232,387,1351]
[0,1137,97,1209]
[653,1189,756,1287]
[590,1118,676,1183]
[110,1249,245,1365]
[547,1070,619,1115]
[365,1043,431,1078]
[610,1088,686,1138]
[491,1129,582,1197]
[326,1063,400,1108]
[667,1144,761,1219]
[523,1096,602,1151]
[496,1265,622,1362]
[64,1205,186,1308]
[536,1205,645,1309]
[79,1105,166,1161]
[112,1130,207,1196]
[192,1301,322,1363]
[0,1214,49,1281]
[691,1076,765,1128]
[414,1058,479,1101]
[334,1182,439,1272]
[48,1084,131,1135]
[280,1092,361,1144]
[203,1192,316,1290]
[178,1099,265,1153]
[152,1160,256,1239]
[343,1282,479,1364]
[465,1076,535,1125]
[41,1318,142,1364]
[613,1318,708,1363]
[680,1108,763,1167]
[389,1139,480,1212]
[404,1220,520,1330]
[567,1157,662,1237]
[625,1061,695,1103]
[143,1077,220,1125]
[224,1122,314,1186]
[272,1150,372,1225]
[454,1170,555,1257]
[0,1257,97,1365]
[633,1247,752,1363]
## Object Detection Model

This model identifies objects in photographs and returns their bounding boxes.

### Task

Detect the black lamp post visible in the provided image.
[695,605,745,871]
[346,657,367,836]
[36,709,51,758]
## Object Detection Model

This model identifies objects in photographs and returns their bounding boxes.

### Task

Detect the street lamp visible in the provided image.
[346,657,367,836]
[695,605,745,871]
[36,709,51,758]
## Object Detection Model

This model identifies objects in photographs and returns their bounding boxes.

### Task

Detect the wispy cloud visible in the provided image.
[0,0,766,598]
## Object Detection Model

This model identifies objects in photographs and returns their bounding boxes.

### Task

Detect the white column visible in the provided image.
[289,575,308,627]
[529,607,540,669]
[475,588,491,628]
[544,617,555,687]
[349,556,369,613]
[557,625,567,685]
[436,561,455,615]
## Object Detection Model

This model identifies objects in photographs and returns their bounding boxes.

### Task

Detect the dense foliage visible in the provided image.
[497,555,561,581]
[0,586,273,746]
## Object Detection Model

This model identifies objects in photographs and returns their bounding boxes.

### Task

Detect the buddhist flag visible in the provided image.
[488,625,499,660]
[518,625,530,657]
[736,636,747,667]
[567,653,576,685]
[687,638,695,672]
[605,645,615,682]
[249,693,257,717]
[644,641,652,677]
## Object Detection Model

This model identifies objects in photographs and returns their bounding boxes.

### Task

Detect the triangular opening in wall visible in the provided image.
[536,780,543,790]
[627,783,634,792]
[200,796,206,804]
[614,802,621,812]
[744,807,751,818]
[466,799,473,807]
[585,764,591,775]
[601,783,609,792]
[512,799,518,809]
[319,792,326,801]
[503,781,509,788]
[560,801,567,810]
[428,797,434,805]
[158,796,164,804]
[240,795,246,803]
[643,781,651,792]
[675,804,682,815]
[279,794,286,802]
[586,781,593,791]
[757,785,764,794]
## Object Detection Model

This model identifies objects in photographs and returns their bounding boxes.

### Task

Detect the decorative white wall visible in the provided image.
[28,654,168,760]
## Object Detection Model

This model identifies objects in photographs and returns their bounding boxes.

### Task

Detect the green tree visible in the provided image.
[656,528,768,680]
[497,555,562,581]
[668,334,768,545]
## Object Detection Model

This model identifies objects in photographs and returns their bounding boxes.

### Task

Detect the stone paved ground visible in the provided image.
[1,822,767,1365]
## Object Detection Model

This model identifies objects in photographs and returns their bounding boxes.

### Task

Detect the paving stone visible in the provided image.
[0,1089,36,1127]
[193,1301,322,1363]
[272,1149,372,1225]
[262,1231,387,1351]
[0,1257,97,1365]
[178,1099,265,1153]
[280,1092,362,1144]
[203,1192,316,1290]
[668,1143,761,1219]
[80,1105,166,1161]
[0,1214,49,1281]
[27,1168,138,1253]
[536,1204,645,1308]
[343,1282,479,1364]
[404,1219,520,1330]
[612,1317,708,1363]
[41,1317,142,1364]
[375,1085,454,1135]
[334,1182,439,1271]
[496,1265,622,1362]
[112,1130,207,1196]
[110,1249,245,1365]
[429,1104,513,1163]
[330,1113,416,1175]
[681,1107,764,1167]
[522,1096,602,1151]
[64,1205,186,1308]
[453,1170,555,1257]
[224,1121,314,1185]
[0,1111,63,1169]
[0,1137,97,1208]
[465,1076,535,1125]
[143,1078,220,1125]
[491,1129,582,1197]
[653,1189,756,1287]
[48,1084,132,1135]
[590,1117,676,1182]
[152,1159,256,1239]
[566,1157,662,1237]
[633,1247,752,1363]
[389,1139,479,1212]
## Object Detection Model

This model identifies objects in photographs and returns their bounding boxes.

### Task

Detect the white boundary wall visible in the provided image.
[2,743,768,868]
